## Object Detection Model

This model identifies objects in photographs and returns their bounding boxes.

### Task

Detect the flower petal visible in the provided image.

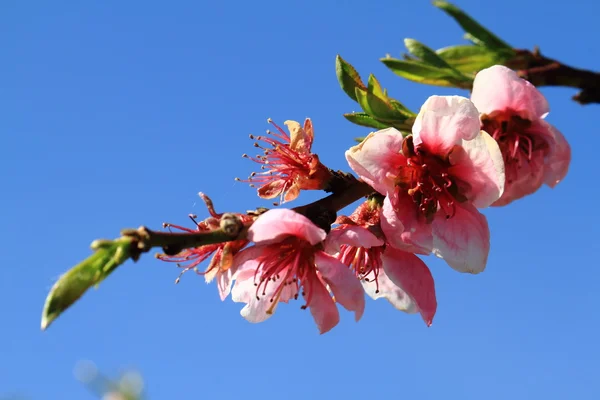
[248,209,326,245]
[472,65,549,120]
[382,192,432,255]
[345,128,406,195]
[493,150,546,206]
[361,268,419,314]
[257,180,286,199]
[283,184,301,203]
[325,225,384,254]
[286,119,312,153]
[448,130,505,208]
[305,273,340,334]
[543,121,571,188]
[315,251,365,322]
[432,202,490,274]
[412,95,481,156]
[381,247,437,326]
[217,268,235,301]
[231,263,278,323]
[230,246,264,277]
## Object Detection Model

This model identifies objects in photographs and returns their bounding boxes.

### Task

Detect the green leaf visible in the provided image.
[433,1,512,50]
[343,112,391,130]
[355,87,410,122]
[404,38,453,69]
[389,99,417,118]
[41,238,133,330]
[336,55,366,102]
[367,74,386,98]
[436,45,515,74]
[381,58,472,88]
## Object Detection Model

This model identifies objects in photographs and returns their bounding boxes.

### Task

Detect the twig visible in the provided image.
[508,48,600,104]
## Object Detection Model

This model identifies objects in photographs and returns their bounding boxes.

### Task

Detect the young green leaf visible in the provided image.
[404,38,453,69]
[433,1,512,50]
[41,238,133,330]
[381,58,472,88]
[343,112,391,130]
[436,45,515,74]
[336,55,366,102]
[355,87,408,122]
[390,99,417,118]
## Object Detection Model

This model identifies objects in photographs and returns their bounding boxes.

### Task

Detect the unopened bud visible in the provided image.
[220,213,243,237]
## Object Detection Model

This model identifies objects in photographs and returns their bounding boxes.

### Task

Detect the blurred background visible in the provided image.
[1,0,599,398]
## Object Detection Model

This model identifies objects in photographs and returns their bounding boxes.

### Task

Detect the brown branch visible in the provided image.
[507,48,600,105]
[41,173,376,330]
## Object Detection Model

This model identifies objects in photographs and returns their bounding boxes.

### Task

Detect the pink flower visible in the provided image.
[238,119,332,204]
[346,96,505,273]
[157,193,251,300]
[326,200,437,325]
[471,65,571,206]
[230,208,365,334]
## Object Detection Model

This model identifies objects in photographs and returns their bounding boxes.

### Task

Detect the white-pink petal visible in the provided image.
[432,202,490,274]
[361,267,419,314]
[248,209,326,245]
[306,275,340,334]
[381,247,437,326]
[382,193,432,255]
[543,122,571,188]
[412,95,481,156]
[471,65,549,120]
[448,130,505,208]
[325,225,384,254]
[345,128,406,195]
[315,251,365,322]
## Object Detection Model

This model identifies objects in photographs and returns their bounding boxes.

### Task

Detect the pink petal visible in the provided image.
[471,65,549,120]
[542,121,571,188]
[230,246,264,277]
[325,225,384,254]
[248,209,326,245]
[230,259,260,302]
[493,150,546,206]
[381,247,437,326]
[345,128,406,195]
[305,273,340,334]
[217,268,235,301]
[231,265,277,323]
[382,192,433,255]
[231,262,297,323]
[315,251,365,321]
[432,202,490,274]
[257,180,285,199]
[412,95,481,156]
[448,130,505,208]
[361,267,419,314]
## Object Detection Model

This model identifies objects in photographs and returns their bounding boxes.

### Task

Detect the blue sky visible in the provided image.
[2,0,599,398]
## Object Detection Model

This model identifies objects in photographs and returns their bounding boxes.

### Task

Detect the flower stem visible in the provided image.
[41,175,375,330]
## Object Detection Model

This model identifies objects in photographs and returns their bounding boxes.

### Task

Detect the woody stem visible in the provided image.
[507,48,600,104]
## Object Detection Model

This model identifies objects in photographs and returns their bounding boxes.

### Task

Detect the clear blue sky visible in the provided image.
[2,0,599,399]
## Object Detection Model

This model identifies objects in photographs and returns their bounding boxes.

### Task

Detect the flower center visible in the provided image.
[338,244,384,293]
[236,120,313,202]
[481,111,549,184]
[397,136,460,222]
[252,237,317,313]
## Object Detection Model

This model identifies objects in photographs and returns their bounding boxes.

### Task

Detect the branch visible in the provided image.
[508,48,600,104]
[41,174,375,330]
